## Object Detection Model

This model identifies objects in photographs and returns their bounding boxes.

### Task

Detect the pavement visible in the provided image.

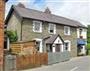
[21,56,90,71]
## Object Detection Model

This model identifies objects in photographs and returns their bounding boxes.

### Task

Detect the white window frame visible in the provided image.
[64,40,71,51]
[48,23,56,34]
[64,26,70,35]
[34,38,43,53]
[33,21,42,33]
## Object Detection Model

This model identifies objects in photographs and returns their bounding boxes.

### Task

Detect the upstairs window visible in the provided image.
[79,28,83,36]
[48,23,56,34]
[64,26,70,35]
[33,21,42,32]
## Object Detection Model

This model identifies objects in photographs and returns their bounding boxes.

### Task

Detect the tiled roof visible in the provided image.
[45,34,64,44]
[5,4,86,28]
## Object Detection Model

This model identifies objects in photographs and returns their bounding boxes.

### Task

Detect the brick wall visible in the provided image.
[0,0,5,71]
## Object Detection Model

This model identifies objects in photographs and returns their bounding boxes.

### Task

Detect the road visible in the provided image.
[21,56,90,71]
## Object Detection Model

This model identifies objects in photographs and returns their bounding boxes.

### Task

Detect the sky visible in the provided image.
[6,0,90,26]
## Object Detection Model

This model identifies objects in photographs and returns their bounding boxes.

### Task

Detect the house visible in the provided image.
[5,3,87,57]
[77,26,87,55]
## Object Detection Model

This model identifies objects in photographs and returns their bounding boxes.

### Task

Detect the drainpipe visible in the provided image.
[20,19,23,41]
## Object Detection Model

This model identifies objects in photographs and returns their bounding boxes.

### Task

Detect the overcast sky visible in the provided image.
[6,0,90,26]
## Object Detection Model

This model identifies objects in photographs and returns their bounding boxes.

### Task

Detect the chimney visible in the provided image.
[17,3,25,8]
[44,7,51,14]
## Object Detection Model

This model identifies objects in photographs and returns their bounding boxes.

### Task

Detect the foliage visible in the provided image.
[87,25,90,49]
[87,44,90,49]
[6,30,18,43]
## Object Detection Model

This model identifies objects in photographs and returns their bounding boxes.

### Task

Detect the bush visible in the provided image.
[6,30,18,43]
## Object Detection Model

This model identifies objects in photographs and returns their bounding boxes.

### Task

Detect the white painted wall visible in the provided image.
[54,37,63,44]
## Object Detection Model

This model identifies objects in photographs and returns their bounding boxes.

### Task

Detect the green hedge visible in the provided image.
[87,43,90,49]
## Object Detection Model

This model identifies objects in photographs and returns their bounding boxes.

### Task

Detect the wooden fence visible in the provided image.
[16,53,48,70]
[10,41,37,55]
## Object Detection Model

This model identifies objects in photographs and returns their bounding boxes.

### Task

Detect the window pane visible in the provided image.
[36,41,40,51]
[49,24,55,33]
[64,42,69,50]
[34,22,40,31]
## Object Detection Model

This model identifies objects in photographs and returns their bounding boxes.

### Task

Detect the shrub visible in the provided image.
[6,30,18,43]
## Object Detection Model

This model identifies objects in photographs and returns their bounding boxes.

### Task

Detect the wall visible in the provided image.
[0,1,5,71]
[7,12,21,41]
[22,19,77,57]
[48,51,70,65]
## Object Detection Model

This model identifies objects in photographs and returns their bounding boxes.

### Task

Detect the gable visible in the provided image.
[54,36,63,44]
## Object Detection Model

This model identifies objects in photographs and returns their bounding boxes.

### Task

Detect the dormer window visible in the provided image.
[48,23,56,34]
[33,21,42,33]
[64,26,70,35]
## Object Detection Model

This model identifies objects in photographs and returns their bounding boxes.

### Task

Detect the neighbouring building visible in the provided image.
[77,26,87,55]
[5,3,87,57]
[0,0,8,71]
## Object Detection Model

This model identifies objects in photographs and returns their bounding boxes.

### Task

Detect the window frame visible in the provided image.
[34,38,42,53]
[48,23,56,34]
[64,26,70,35]
[33,21,42,33]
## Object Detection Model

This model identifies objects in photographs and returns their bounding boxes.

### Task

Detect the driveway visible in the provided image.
[21,56,90,71]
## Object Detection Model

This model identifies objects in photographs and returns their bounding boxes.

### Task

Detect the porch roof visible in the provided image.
[45,34,64,44]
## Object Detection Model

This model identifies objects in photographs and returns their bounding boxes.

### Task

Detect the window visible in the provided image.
[48,23,56,34]
[64,40,71,51]
[35,38,42,52]
[33,21,42,32]
[79,28,83,35]
[64,26,70,35]
[36,41,40,51]
[47,45,52,52]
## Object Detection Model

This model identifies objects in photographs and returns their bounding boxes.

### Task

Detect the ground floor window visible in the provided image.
[47,44,52,52]
[36,41,40,51]
[64,40,71,51]
[35,38,42,52]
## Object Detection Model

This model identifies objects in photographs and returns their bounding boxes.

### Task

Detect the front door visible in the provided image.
[55,44,61,52]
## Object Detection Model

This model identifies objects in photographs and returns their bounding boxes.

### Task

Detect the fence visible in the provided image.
[4,53,48,71]
[4,41,70,70]
[16,53,48,70]
[10,41,37,55]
